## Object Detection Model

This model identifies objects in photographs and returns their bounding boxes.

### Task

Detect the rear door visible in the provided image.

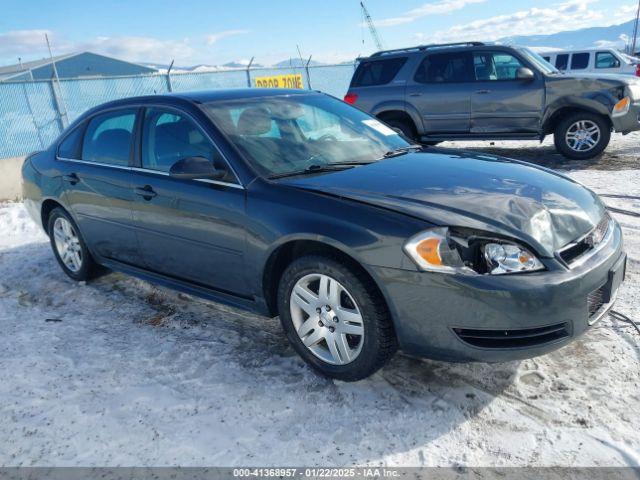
[129,106,249,295]
[57,108,140,264]
[405,51,473,134]
[470,50,544,134]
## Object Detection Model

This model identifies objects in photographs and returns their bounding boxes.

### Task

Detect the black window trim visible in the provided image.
[56,103,244,190]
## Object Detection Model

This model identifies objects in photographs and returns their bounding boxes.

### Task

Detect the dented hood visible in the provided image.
[280,150,606,257]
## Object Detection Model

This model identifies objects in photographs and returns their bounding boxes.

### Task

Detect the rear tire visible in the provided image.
[47,207,100,281]
[382,117,418,142]
[277,254,397,381]
[554,112,610,160]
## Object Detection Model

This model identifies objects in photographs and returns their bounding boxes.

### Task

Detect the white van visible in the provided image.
[538,48,639,76]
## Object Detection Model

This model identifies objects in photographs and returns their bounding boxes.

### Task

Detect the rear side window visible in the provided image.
[571,53,590,70]
[556,54,569,70]
[415,52,472,83]
[351,57,407,87]
[82,110,136,166]
[596,52,621,69]
[58,123,85,159]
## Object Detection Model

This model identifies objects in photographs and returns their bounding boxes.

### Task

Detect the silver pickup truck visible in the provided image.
[344,42,640,159]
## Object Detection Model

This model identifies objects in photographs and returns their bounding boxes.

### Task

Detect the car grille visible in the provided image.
[587,284,606,319]
[558,213,610,265]
[453,323,570,349]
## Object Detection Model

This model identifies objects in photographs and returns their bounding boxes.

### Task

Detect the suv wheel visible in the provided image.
[554,112,610,160]
[48,207,100,281]
[383,118,417,142]
[277,255,397,381]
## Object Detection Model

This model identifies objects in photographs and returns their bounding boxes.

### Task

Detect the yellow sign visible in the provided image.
[254,74,304,89]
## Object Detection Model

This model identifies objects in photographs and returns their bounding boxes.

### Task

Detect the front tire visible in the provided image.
[277,255,397,381]
[554,112,610,160]
[47,207,100,281]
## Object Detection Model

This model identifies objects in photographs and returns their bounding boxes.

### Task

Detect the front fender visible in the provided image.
[244,181,429,297]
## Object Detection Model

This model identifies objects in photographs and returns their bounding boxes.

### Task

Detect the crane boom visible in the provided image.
[360,1,384,51]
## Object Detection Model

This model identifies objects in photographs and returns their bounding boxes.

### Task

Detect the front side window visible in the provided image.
[204,94,410,177]
[141,108,235,182]
[596,52,621,69]
[556,54,569,71]
[415,52,472,84]
[82,110,136,166]
[351,57,407,87]
[473,52,525,81]
[571,53,590,70]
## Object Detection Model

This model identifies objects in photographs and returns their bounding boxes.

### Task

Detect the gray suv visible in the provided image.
[344,42,640,159]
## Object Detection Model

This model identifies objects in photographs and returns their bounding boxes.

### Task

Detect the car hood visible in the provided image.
[548,72,640,88]
[279,150,606,257]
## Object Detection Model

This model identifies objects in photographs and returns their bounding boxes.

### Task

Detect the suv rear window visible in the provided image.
[556,54,569,70]
[571,53,590,70]
[415,52,472,83]
[350,57,407,87]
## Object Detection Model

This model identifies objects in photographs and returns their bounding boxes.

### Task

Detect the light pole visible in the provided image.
[632,0,640,55]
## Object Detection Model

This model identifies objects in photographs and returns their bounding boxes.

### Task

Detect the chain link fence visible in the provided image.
[0,63,356,159]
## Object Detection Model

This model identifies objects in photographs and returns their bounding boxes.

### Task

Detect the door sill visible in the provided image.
[421,133,541,141]
[100,258,266,315]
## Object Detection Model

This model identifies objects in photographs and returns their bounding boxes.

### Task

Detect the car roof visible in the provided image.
[362,42,519,61]
[84,88,318,112]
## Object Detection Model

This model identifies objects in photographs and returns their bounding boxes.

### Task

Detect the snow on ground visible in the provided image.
[0,168,639,467]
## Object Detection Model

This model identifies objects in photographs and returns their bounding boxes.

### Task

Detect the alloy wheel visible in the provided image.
[289,273,364,365]
[565,120,601,153]
[53,217,83,273]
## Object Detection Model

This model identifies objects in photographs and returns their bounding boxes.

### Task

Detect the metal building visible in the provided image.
[0,51,157,82]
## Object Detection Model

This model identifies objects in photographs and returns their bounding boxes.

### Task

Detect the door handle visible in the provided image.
[62,173,79,185]
[475,89,491,94]
[134,185,157,200]
[409,92,423,97]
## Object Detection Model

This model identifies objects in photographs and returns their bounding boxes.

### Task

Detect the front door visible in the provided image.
[58,108,140,264]
[129,107,248,296]
[405,51,473,134]
[470,51,544,134]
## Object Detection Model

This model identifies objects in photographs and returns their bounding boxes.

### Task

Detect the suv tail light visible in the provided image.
[635,64,640,77]
[344,92,358,105]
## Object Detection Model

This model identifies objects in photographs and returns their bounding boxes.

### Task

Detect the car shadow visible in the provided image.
[0,240,521,465]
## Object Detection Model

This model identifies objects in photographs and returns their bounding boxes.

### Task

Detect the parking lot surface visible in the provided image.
[0,137,638,467]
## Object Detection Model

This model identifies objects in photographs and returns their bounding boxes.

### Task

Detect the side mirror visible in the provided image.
[516,67,535,81]
[169,156,225,180]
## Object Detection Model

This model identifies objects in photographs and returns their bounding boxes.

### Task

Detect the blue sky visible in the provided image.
[0,0,635,66]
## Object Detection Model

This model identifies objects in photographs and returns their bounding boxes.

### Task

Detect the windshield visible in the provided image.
[517,47,560,74]
[203,94,410,177]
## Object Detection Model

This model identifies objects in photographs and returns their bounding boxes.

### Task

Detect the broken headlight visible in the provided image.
[403,227,544,275]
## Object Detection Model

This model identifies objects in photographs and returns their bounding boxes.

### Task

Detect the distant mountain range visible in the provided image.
[500,19,636,51]
[140,19,638,73]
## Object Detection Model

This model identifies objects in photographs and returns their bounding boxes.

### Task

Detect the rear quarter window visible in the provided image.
[350,57,407,87]
[57,123,85,159]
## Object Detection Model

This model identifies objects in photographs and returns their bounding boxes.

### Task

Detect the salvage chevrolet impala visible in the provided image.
[22,89,626,381]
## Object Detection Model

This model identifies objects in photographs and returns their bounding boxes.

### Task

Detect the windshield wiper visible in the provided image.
[268,162,372,180]
[381,145,423,159]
